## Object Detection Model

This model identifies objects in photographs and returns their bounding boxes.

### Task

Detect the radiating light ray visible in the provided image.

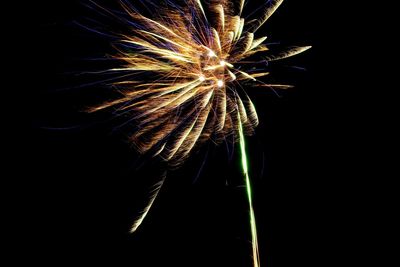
[252,0,284,32]
[215,4,225,33]
[239,0,245,15]
[195,0,208,21]
[251,36,268,50]
[265,46,312,61]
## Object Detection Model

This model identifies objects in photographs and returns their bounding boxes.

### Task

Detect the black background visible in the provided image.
[18,0,365,266]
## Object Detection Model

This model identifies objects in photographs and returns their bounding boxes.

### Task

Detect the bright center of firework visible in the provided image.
[208,50,216,57]
[220,60,226,66]
[199,75,206,82]
[217,80,224,87]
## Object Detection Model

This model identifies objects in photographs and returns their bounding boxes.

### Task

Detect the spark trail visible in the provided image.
[239,116,260,267]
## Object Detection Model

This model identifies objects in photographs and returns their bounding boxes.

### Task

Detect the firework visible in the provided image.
[88,0,310,266]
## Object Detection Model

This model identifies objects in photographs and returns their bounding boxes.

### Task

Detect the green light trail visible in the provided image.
[238,117,260,267]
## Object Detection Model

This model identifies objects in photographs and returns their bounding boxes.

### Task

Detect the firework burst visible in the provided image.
[88,0,310,266]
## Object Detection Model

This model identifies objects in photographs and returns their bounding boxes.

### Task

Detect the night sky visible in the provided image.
[21,1,361,266]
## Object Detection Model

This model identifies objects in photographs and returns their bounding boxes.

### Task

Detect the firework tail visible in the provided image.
[239,116,260,267]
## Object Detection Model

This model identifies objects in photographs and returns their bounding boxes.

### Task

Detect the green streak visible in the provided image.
[238,118,260,267]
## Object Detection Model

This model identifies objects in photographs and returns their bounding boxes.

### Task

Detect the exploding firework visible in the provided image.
[88,0,310,266]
